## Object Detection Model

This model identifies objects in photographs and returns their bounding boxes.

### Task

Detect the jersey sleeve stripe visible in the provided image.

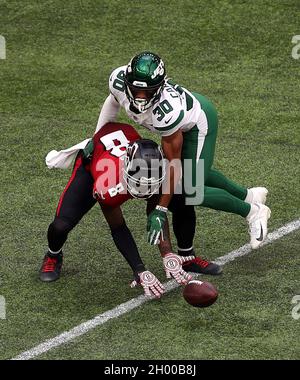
[185,91,194,111]
[154,110,184,132]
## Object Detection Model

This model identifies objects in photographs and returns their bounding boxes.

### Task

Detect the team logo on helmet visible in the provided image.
[151,60,165,79]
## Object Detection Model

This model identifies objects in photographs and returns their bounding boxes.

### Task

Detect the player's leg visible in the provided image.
[182,95,250,217]
[40,153,97,282]
[192,93,268,203]
[205,169,267,204]
[168,195,195,254]
[182,93,271,248]
[168,195,222,275]
[191,93,247,194]
[205,169,247,200]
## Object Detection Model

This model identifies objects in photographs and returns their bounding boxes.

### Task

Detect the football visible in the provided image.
[183,280,218,308]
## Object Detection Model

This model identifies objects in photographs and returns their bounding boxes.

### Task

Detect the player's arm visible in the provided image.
[95,94,120,134]
[147,129,183,246]
[101,204,164,297]
[95,67,127,134]
[159,129,183,208]
[101,204,145,273]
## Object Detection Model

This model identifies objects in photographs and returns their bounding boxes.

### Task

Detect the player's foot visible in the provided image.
[39,251,63,282]
[247,203,271,249]
[246,187,268,204]
[182,256,223,275]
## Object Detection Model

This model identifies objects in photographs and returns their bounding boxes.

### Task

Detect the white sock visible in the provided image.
[48,247,62,255]
[178,246,194,257]
[178,246,194,252]
[244,188,253,203]
[246,203,259,221]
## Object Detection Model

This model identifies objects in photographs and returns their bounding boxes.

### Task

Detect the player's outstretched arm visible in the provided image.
[95,94,120,134]
[101,205,144,271]
[101,205,164,298]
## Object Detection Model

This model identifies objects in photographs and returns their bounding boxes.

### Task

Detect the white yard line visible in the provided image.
[12,218,300,360]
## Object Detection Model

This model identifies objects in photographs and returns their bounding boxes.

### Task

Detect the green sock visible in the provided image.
[202,186,251,217]
[206,169,248,200]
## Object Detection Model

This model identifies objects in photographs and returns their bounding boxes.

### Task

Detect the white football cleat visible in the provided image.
[247,203,271,249]
[246,187,268,205]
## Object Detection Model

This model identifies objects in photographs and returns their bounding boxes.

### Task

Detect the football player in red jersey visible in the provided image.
[40,122,197,298]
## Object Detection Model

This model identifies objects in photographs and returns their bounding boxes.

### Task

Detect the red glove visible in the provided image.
[130,270,165,298]
[163,253,194,285]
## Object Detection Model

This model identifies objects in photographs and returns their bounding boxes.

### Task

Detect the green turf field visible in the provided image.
[0,0,299,360]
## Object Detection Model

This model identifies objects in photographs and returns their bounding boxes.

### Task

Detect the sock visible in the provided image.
[48,247,62,256]
[172,206,196,252]
[178,247,195,257]
[47,218,72,253]
[246,203,259,221]
[244,189,253,203]
[202,186,251,218]
[206,169,248,200]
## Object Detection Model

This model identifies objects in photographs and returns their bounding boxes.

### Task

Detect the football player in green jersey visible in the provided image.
[96,51,271,253]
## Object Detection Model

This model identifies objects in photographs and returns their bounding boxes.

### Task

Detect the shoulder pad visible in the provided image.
[151,87,185,136]
[109,65,127,97]
[153,110,185,136]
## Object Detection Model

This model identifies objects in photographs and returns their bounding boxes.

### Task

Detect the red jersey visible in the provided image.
[90,122,141,208]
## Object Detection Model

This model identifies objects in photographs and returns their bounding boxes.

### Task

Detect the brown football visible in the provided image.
[183,280,218,307]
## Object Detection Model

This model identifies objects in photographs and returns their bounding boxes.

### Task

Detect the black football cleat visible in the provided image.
[182,256,223,276]
[39,252,63,282]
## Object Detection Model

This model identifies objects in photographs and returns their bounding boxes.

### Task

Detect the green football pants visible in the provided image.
[181,92,250,218]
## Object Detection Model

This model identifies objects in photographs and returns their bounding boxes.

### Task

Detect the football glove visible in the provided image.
[82,139,94,161]
[163,253,194,285]
[147,206,167,245]
[130,270,165,298]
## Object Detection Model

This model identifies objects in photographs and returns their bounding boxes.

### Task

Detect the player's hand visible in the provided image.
[82,139,94,162]
[163,253,194,285]
[130,271,165,298]
[147,206,167,245]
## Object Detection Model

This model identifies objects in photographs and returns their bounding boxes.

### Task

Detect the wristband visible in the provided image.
[155,205,168,213]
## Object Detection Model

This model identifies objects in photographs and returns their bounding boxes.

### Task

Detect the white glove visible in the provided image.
[163,253,194,285]
[130,270,165,298]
